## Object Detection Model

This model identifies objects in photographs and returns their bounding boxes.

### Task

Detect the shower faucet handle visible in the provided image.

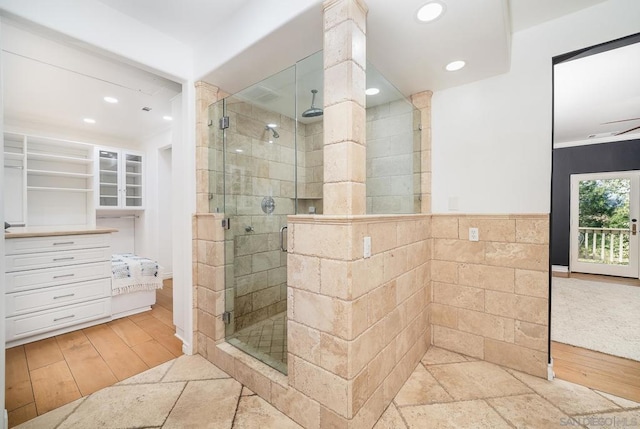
[245,226,254,232]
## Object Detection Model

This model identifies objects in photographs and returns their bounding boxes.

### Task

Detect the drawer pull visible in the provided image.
[53,241,75,246]
[53,293,75,300]
[53,257,75,262]
[53,314,75,322]
[53,274,75,279]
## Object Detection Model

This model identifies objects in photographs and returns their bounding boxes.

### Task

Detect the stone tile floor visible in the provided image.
[16,347,640,429]
[228,312,287,374]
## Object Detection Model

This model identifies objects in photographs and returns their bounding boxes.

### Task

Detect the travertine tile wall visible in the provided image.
[298,120,324,215]
[195,82,223,214]
[431,214,549,377]
[366,100,420,214]
[411,91,432,214]
[192,213,226,357]
[216,99,302,331]
[285,214,431,427]
[322,0,368,215]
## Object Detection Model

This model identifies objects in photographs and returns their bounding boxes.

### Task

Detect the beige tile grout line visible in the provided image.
[158,380,189,429]
[395,356,612,429]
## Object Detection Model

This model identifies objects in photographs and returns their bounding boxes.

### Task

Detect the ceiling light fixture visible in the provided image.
[417,2,444,22]
[267,123,278,128]
[365,88,380,95]
[235,149,244,153]
[163,115,173,121]
[445,60,466,71]
[104,96,118,104]
[83,118,96,124]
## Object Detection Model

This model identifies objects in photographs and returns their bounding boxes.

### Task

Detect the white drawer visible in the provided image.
[5,261,111,293]
[6,298,111,342]
[6,278,112,317]
[5,233,111,255]
[5,247,111,272]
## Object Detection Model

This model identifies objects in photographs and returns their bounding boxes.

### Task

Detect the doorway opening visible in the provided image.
[550,33,640,402]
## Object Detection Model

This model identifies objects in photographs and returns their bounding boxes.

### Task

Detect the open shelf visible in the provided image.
[27,152,93,164]
[28,186,93,193]
[4,152,24,160]
[27,169,93,178]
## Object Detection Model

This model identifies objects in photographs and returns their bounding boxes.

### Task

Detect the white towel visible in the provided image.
[111,253,163,295]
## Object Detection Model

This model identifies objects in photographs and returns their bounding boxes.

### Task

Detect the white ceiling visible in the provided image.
[96,0,252,46]
[509,0,607,32]
[554,41,640,143]
[1,20,181,144]
[0,0,621,143]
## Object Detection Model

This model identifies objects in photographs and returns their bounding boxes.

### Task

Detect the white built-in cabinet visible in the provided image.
[96,148,144,209]
[3,132,95,227]
[5,232,112,347]
[3,132,146,226]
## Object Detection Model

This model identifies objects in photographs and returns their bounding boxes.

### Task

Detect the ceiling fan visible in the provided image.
[601,117,640,136]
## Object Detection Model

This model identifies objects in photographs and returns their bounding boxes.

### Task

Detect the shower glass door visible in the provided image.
[214,65,297,374]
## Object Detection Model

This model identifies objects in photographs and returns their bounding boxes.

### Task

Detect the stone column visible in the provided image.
[195,81,222,214]
[323,0,368,215]
[193,81,223,356]
[411,91,433,214]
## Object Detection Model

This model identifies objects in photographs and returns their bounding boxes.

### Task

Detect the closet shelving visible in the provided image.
[3,132,96,226]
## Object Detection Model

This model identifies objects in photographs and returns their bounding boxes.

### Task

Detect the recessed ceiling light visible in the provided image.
[83,118,96,124]
[365,88,380,95]
[267,123,277,128]
[104,96,118,104]
[163,115,173,121]
[445,60,466,71]
[417,2,444,22]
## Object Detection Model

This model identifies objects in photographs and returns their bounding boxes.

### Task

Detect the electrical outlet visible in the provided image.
[363,236,372,258]
[469,227,479,242]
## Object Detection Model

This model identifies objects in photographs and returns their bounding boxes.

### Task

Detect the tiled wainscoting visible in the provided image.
[431,214,549,377]
[191,213,551,428]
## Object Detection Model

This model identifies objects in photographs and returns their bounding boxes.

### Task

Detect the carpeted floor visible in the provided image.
[552,277,640,361]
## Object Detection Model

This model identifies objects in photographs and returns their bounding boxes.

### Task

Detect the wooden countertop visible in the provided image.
[5,225,118,238]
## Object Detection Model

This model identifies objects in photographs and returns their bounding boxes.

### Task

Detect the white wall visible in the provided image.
[136,128,172,275]
[431,0,640,214]
[0,20,7,428]
[171,90,193,351]
[158,147,173,275]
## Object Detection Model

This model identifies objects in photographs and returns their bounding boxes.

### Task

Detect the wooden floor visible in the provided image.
[552,341,640,403]
[5,279,180,428]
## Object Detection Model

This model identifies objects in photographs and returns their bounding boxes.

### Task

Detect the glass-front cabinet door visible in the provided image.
[98,149,119,207]
[124,153,143,207]
[96,148,144,209]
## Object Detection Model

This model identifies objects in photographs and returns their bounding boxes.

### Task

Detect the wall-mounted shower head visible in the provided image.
[265,125,279,139]
[302,89,323,118]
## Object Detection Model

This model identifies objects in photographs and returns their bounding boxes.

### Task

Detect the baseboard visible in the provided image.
[552,265,570,277]
[163,272,173,280]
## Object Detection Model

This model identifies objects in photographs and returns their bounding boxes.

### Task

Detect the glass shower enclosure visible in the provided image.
[207,50,420,374]
[208,55,323,374]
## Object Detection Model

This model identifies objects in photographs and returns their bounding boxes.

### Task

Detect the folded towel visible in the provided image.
[111,253,163,295]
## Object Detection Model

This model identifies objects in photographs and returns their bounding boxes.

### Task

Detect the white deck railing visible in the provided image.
[578,227,630,264]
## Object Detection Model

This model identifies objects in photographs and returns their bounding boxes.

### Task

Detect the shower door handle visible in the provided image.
[280,226,288,252]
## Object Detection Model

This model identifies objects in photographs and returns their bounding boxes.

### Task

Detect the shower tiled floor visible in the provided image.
[227,312,287,374]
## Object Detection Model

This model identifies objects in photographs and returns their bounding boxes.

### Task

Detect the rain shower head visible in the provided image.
[302,89,323,118]
[265,125,279,139]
